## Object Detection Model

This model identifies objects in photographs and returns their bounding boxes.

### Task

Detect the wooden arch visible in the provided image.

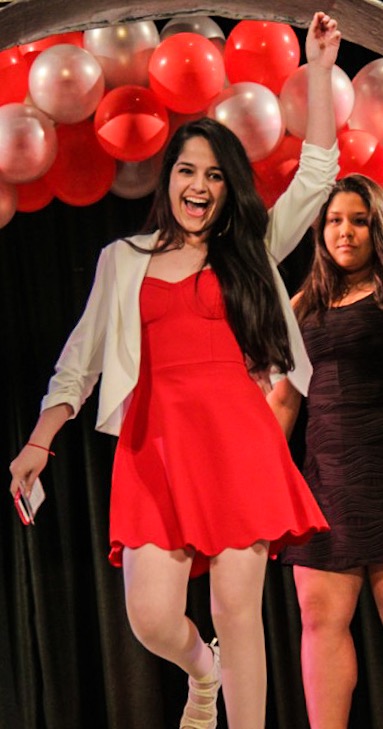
[0,0,382,54]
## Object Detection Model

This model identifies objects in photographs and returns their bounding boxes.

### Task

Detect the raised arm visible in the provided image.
[305,11,341,148]
[266,12,341,263]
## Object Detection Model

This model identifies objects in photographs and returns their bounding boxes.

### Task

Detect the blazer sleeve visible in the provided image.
[40,245,114,418]
[265,141,339,264]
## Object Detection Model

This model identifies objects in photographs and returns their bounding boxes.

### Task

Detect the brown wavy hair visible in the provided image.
[294,173,383,325]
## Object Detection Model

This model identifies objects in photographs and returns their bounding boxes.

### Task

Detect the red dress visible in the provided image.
[109,269,328,577]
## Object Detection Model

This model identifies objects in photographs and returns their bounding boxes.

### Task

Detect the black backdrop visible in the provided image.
[0,19,383,729]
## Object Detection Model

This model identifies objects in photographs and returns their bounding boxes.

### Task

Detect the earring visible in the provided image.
[217,216,232,237]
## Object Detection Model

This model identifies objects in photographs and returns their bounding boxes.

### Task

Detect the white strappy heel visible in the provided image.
[180,639,222,729]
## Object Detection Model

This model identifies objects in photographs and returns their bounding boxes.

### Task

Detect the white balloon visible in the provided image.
[84,21,160,88]
[111,151,163,199]
[208,82,285,162]
[29,44,105,124]
[160,16,225,53]
[0,103,57,183]
[280,63,355,139]
[349,59,383,144]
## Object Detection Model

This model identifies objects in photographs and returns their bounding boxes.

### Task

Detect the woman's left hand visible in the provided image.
[245,357,273,396]
[306,11,341,69]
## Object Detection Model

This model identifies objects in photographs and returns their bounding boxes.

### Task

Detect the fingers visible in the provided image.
[9,472,35,499]
[312,11,340,39]
[9,449,45,499]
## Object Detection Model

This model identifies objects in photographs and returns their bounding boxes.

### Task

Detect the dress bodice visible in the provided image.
[140,269,244,369]
[303,294,383,410]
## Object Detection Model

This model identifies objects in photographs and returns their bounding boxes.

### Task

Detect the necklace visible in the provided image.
[340,274,374,298]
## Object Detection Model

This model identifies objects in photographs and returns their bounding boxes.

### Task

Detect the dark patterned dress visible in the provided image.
[283,293,383,570]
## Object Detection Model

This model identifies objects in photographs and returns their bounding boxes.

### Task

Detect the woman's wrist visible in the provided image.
[26,442,56,456]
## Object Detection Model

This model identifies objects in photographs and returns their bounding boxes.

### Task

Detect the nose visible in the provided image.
[339,220,354,238]
[190,172,207,193]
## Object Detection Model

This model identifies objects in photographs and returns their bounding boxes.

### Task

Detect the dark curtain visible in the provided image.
[1,190,383,729]
[1,22,383,729]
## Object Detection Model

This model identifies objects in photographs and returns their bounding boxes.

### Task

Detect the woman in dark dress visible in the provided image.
[268,174,383,729]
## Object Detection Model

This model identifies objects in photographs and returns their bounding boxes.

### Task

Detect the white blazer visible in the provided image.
[41,142,339,436]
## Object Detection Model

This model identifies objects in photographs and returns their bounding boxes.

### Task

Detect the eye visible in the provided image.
[178,166,193,175]
[326,216,341,224]
[208,171,224,182]
[353,217,369,226]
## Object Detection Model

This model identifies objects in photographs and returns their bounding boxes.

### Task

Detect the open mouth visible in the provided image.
[184,197,209,217]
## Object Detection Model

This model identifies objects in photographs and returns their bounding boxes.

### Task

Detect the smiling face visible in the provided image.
[168,135,228,244]
[324,191,374,275]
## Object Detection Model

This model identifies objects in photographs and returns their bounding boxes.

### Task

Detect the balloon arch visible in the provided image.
[0,13,382,227]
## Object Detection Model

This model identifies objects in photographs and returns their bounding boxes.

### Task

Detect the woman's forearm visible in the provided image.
[28,403,74,448]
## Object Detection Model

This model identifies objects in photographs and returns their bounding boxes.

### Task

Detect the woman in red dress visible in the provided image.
[10,13,340,729]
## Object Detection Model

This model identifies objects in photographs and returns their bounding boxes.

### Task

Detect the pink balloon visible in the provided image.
[28,44,105,124]
[349,59,383,144]
[280,64,355,139]
[0,179,17,228]
[84,21,160,88]
[111,150,163,199]
[0,103,57,184]
[208,82,285,162]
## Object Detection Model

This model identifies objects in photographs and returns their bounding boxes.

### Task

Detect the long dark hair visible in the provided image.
[294,174,383,325]
[127,117,293,374]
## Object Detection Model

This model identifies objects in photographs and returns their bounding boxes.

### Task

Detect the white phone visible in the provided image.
[14,477,46,525]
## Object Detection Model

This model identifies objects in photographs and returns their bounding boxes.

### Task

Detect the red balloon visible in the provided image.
[224,21,300,96]
[19,32,83,68]
[16,177,54,212]
[94,85,169,162]
[44,120,116,205]
[149,33,225,113]
[252,134,302,209]
[0,48,29,105]
[337,129,383,184]
[0,179,17,228]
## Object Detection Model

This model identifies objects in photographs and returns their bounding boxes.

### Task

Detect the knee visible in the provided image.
[125,589,180,650]
[298,591,350,635]
[211,590,262,635]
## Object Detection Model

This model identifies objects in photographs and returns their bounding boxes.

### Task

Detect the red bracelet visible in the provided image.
[27,442,56,457]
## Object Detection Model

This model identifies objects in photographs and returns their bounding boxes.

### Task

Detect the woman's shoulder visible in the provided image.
[103,231,160,256]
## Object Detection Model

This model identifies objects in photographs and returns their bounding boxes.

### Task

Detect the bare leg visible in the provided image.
[368,563,383,622]
[210,541,269,729]
[122,545,216,725]
[294,565,364,729]
[123,545,213,676]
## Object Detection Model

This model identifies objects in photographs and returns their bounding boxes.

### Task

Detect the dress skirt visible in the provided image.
[109,269,328,578]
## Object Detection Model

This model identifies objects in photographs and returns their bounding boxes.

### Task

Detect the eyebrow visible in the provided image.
[327,209,368,215]
[175,160,223,172]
